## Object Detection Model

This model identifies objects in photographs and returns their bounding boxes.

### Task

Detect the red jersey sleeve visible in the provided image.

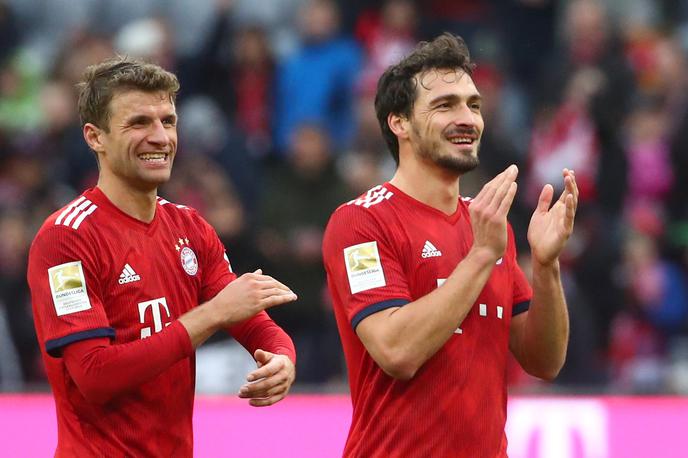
[191,212,296,362]
[228,312,296,363]
[192,213,237,302]
[323,204,412,330]
[28,225,114,357]
[62,320,193,405]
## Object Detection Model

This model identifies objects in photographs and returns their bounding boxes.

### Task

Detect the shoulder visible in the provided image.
[324,185,397,252]
[328,185,395,227]
[156,196,205,225]
[32,193,101,252]
[45,194,100,232]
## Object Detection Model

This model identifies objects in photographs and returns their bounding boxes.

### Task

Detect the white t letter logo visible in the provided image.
[138,297,172,339]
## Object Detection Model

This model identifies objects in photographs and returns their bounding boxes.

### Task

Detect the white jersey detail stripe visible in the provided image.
[55,196,86,225]
[71,204,97,229]
[62,199,93,226]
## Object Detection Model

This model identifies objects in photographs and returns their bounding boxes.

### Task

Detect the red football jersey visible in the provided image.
[322,183,532,458]
[27,187,280,457]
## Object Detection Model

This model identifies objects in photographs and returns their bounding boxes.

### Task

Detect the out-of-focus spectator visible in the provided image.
[198,5,276,158]
[274,0,362,155]
[258,124,351,383]
[610,229,688,392]
[355,0,417,95]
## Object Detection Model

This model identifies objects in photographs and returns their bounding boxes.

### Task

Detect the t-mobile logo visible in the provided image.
[138,297,172,339]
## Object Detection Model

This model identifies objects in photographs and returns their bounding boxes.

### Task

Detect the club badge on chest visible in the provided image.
[175,237,198,276]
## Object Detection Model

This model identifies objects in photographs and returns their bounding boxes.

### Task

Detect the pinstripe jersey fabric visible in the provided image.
[323,182,532,458]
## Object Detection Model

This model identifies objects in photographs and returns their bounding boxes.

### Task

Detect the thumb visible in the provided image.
[254,349,273,365]
[253,268,263,275]
[536,184,554,213]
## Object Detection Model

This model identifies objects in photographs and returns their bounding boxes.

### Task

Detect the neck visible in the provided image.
[390,152,461,215]
[96,175,158,223]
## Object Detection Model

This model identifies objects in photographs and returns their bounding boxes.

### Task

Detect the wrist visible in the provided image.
[531,257,561,274]
[201,297,226,331]
[467,246,501,267]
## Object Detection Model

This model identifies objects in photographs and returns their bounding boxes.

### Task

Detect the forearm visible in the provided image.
[519,260,569,379]
[359,248,496,379]
[178,299,224,348]
[62,321,194,404]
[228,312,296,363]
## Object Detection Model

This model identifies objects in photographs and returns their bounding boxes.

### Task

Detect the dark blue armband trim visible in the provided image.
[351,298,409,330]
[46,327,116,357]
[512,300,530,316]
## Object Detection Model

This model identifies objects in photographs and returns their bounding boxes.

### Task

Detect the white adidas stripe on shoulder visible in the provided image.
[55,197,98,230]
[347,185,394,209]
[157,197,189,209]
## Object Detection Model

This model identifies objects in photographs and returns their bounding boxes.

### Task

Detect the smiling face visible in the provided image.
[86,89,177,192]
[406,68,483,174]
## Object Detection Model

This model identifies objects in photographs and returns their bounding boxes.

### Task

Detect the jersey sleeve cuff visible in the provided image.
[512,300,530,316]
[46,327,115,357]
[351,298,409,330]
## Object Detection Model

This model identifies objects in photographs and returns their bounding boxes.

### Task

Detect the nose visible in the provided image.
[147,120,171,147]
[453,104,478,127]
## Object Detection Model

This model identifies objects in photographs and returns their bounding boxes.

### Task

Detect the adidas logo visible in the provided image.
[118,264,141,284]
[421,241,442,258]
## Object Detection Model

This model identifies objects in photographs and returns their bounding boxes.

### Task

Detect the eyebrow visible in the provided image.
[428,93,482,106]
[125,112,177,125]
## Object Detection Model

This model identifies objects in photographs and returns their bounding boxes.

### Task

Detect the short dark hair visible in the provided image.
[76,56,180,131]
[374,33,474,163]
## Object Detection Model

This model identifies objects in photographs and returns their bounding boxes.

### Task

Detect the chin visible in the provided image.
[436,154,479,174]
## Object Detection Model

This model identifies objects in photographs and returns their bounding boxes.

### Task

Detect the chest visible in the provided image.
[91,220,204,341]
[393,215,515,332]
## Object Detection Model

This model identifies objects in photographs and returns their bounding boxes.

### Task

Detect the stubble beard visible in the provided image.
[413,125,480,175]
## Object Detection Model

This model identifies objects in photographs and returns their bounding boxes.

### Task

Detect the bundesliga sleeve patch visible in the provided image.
[48,261,92,316]
[343,241,386,294]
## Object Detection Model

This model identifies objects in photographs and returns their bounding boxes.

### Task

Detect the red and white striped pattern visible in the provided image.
[55,196,98,230]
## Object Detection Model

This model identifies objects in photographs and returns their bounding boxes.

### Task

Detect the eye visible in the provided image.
[162,118,176,127]
[470,102,481,111]
[436,102,451,110]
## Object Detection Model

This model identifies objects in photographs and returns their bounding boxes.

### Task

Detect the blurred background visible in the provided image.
[1,0,688,397]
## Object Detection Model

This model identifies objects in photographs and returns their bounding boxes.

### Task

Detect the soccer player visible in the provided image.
[322,33,578,457]
[27,57,298,457]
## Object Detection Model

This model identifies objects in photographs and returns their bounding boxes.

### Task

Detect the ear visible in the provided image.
[388,113,410,141]
[83,123,105,154]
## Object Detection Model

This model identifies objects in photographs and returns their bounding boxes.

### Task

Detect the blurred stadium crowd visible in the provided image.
[1,0,688,394]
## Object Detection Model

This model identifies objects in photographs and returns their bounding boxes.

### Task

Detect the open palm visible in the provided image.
[527,170,579,266]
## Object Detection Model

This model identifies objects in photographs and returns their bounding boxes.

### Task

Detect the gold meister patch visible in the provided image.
[48,261,91,316]
[343,241,386,294]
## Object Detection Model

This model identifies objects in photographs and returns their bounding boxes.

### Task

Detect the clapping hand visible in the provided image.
[527,169,579,266]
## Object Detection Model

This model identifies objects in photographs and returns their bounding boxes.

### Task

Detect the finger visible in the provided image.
[247,356,284,382]
[564,194,576,230]
[261,292,298,309]
[260,287,296,299]
[487,167,517,211]
[248,392,286,407]
[239,375,288,399]
[496,181,517,217]
[255,276,293,292]
[253,349,271,366]
[536,184,554,214]
[474,165,512,206]
[569,169,579,210]
[557,173,574,204]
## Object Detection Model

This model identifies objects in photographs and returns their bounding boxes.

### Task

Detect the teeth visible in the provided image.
[449,138,473,144]
[139,153,167,162]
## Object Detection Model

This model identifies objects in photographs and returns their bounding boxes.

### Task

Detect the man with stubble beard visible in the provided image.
[322,33,579,457]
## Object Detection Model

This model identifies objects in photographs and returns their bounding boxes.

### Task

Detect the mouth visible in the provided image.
[446,134,478,149]
[138,152,170,164]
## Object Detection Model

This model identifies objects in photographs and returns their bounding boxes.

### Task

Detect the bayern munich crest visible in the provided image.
[180,246,198,276]
[175,237,198,276]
